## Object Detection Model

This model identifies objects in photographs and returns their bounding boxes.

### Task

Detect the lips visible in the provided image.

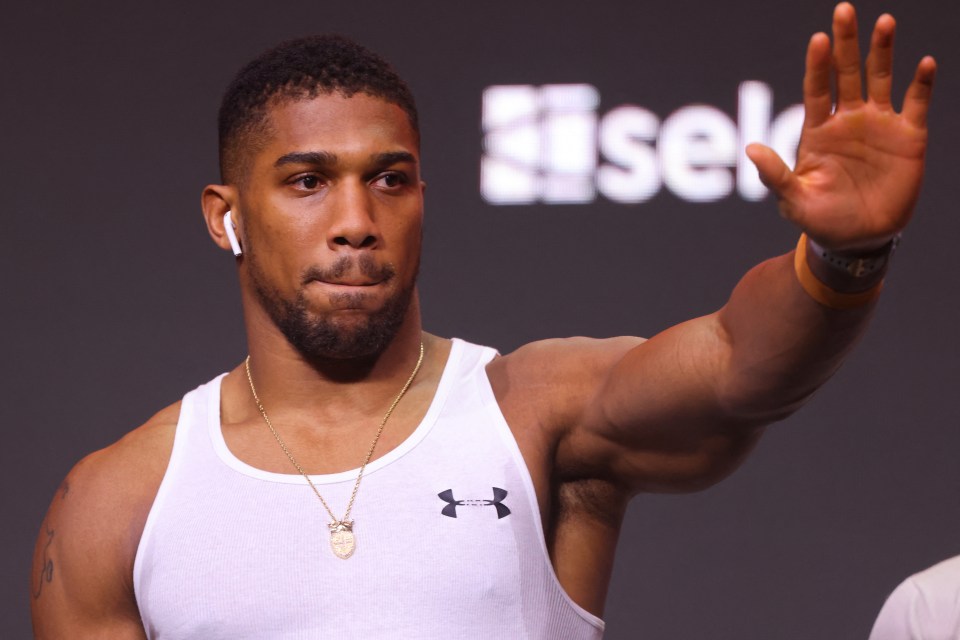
[320,279,380,287]
[301,256,396,288]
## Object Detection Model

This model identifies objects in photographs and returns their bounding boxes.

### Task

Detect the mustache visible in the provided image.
[300,255,396,285]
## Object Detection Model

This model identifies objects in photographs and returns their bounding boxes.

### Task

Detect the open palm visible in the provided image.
[747,3,936,253]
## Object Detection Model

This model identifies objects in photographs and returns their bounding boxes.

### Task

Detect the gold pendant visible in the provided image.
[329,521,355,559]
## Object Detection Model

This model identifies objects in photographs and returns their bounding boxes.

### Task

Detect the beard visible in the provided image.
[247,251,417,363]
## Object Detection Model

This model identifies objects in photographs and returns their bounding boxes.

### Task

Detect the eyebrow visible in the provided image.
[274,151,338,168]
[273,150,417,169]
[373,151,417,166]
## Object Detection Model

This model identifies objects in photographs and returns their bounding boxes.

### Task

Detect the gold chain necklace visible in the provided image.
[244,340,425,559]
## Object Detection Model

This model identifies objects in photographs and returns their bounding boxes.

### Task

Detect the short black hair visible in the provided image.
[217,34,419,184]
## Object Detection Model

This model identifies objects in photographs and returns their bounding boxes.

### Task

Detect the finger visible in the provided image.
[745,143,804,223]
[832,2,864,110]
[902,56,937,128]
[804,32,833,128]
[865,14,896,107]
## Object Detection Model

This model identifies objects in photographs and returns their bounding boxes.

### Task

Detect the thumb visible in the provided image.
[745,143,805,226]
[745,143,795,191]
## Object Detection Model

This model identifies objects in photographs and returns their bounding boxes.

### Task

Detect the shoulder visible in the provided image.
[871,556,960,640]
[911,555,960,590]
[891,555,960,606]
[65,400,181,526]
[487,336,645,424]
[64,400,181,552]
[485,337,645,471]
[489,336,645,386]
[898,555,960,613]
[32,401,182,634]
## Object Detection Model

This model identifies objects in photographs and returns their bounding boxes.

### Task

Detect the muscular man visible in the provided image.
[31,3,935,637]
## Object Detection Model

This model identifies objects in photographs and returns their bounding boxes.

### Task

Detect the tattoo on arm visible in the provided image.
[33,526,55,600]
[34,481,69,599]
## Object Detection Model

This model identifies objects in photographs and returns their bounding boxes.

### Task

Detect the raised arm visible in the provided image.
[511,3,936,493]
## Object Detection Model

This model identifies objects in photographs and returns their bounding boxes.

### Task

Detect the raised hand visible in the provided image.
[746,2,936,252]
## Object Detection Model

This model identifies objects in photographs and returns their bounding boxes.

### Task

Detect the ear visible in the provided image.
[201,184,241,254]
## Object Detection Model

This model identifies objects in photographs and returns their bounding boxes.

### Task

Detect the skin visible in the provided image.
[32,4,936,637]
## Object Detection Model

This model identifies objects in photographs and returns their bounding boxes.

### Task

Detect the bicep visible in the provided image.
[591,314,732,443]
[559,317,764,491]
[31,467,146,639]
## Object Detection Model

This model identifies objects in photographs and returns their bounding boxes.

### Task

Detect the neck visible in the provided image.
[240,294,427,418]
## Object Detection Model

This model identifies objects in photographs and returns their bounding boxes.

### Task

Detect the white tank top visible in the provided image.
[134,339,605,639]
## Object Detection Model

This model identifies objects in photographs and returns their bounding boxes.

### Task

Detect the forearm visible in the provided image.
[716,0,933,426]
[715,239,885,423]
[568,5,932,492]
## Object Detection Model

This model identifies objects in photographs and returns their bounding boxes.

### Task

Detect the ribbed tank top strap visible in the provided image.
[455,338,498,374]
[133,374,226,607]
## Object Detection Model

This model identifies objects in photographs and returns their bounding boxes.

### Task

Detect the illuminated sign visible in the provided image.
[481,82,803,205]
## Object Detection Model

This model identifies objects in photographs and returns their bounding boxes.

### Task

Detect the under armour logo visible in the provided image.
[438,487,511,519]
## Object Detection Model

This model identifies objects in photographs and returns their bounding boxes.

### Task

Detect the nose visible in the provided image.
[327,181,379,250]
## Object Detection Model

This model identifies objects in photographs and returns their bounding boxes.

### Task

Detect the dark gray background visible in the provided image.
[3,0,957,637]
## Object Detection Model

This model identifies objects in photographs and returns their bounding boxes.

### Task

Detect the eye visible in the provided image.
[296,175,321,190]
[287,173,325,192]
[373,172,408,189]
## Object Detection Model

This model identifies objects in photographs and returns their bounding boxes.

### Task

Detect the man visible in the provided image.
[31,3,935,637]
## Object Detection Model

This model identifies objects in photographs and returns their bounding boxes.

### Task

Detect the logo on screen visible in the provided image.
[480,82,803,205]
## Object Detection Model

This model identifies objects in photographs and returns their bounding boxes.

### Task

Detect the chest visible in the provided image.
[137,402,540,639]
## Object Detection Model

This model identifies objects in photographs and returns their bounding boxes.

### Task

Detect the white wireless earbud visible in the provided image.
[223,210,242,257]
